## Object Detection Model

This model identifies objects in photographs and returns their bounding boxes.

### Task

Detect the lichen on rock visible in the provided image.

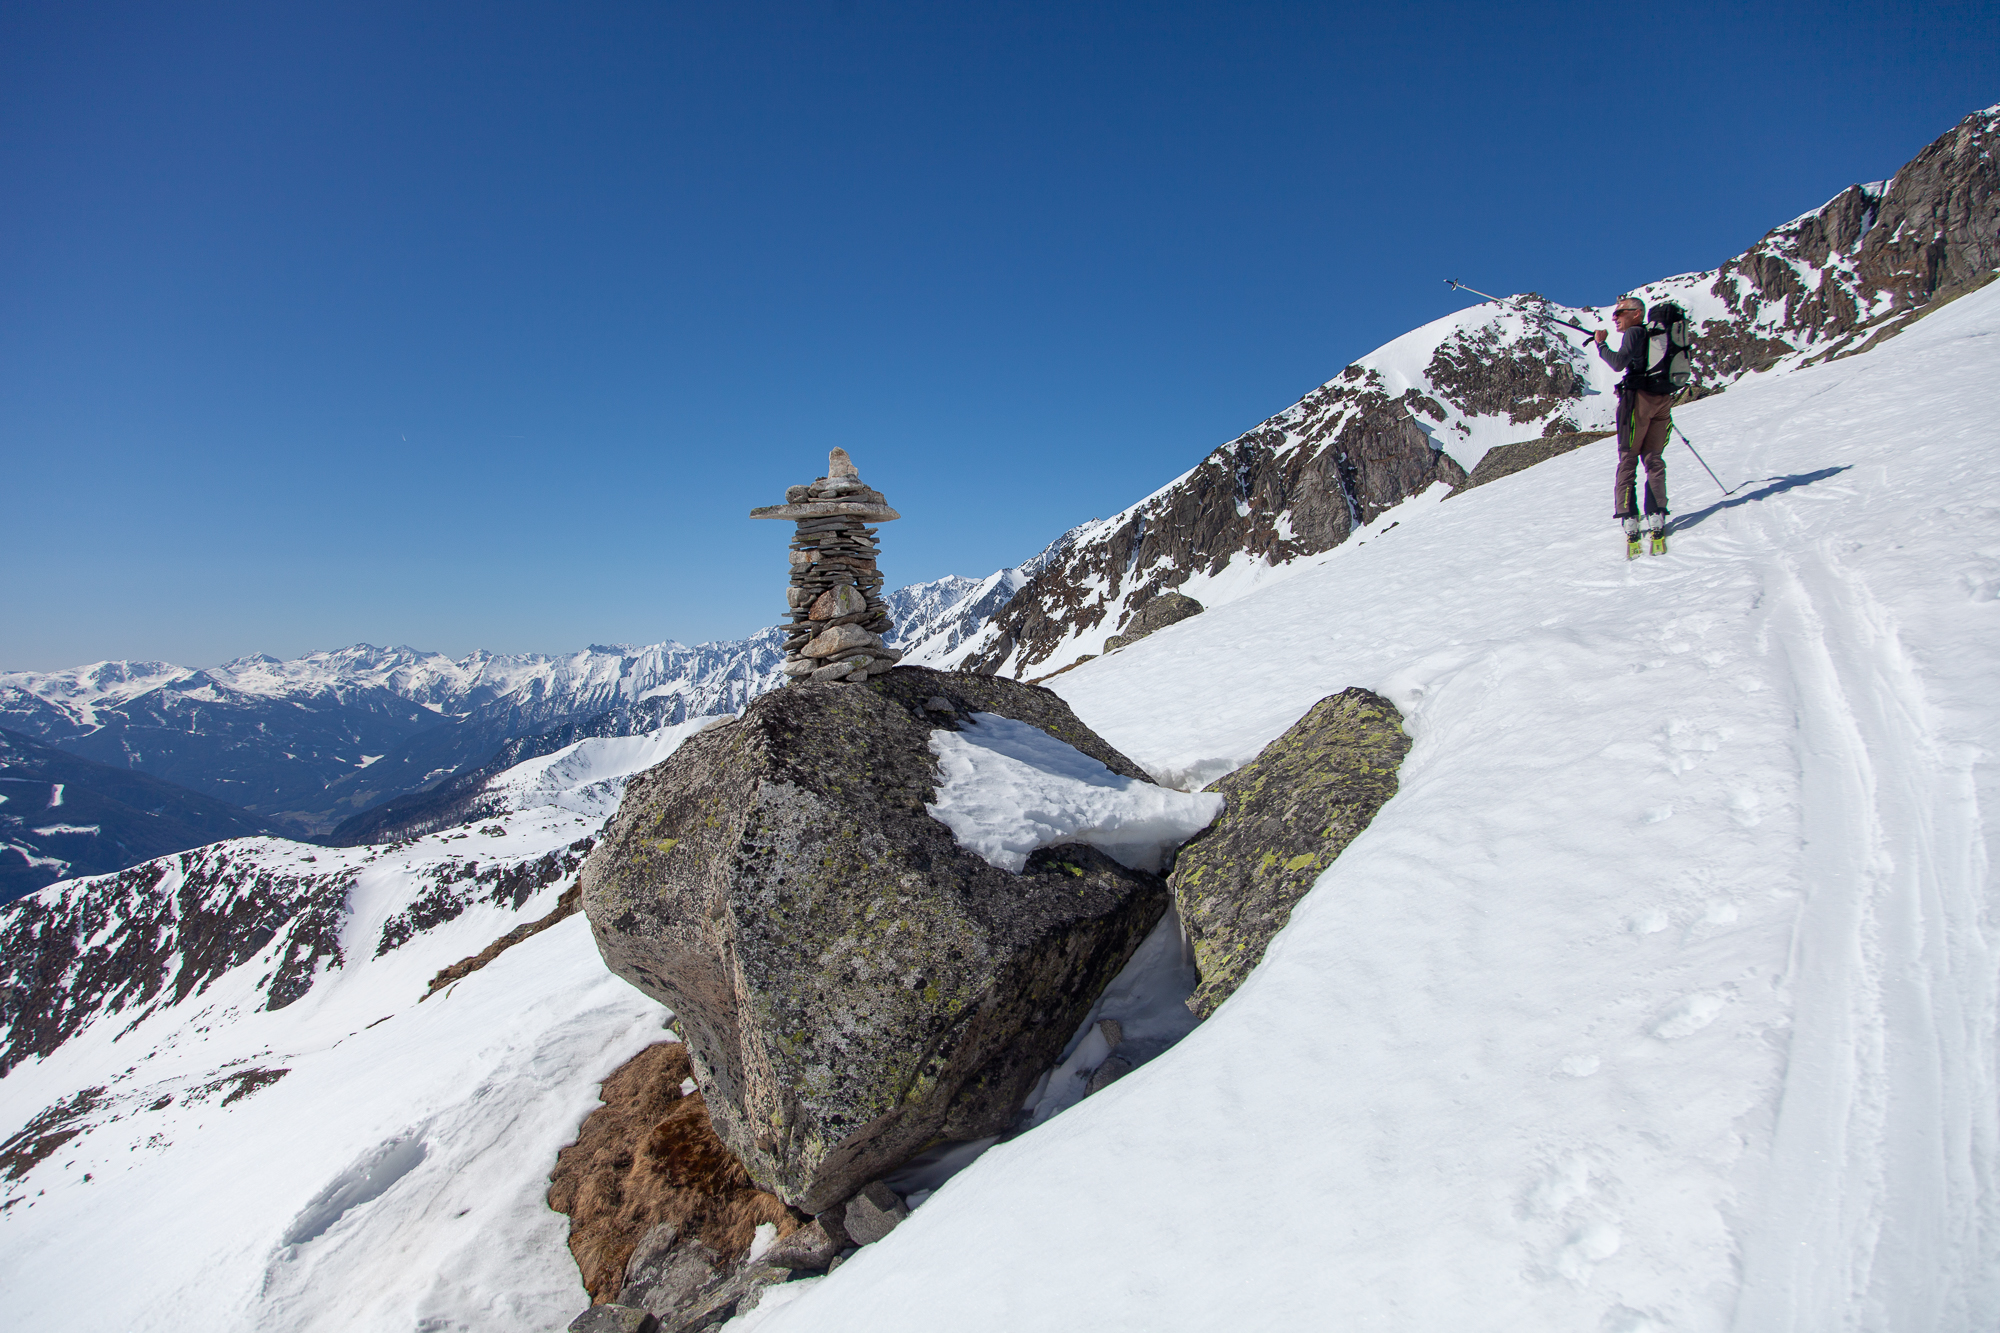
[1169,687,1411,1018]
[579,666,1171,1213]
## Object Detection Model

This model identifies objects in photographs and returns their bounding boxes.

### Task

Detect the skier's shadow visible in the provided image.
[1670,465,1852,533]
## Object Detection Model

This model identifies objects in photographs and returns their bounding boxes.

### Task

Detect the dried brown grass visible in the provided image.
[547,1040,802,1303]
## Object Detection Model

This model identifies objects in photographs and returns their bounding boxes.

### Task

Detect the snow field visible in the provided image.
[741,285,2000,1330]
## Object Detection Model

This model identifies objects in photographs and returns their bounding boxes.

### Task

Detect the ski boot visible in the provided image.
[1646,512,1668,557]
[1622,516,1642,561]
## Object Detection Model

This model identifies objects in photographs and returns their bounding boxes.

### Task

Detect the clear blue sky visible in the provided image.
[4,1,1994,670]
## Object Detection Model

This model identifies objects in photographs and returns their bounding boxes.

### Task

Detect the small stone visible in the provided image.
[814,1209,855,1251]
[923,696,954,712]
[786,587,809,608]
[1096,1018,1123,1049]
[567,1304,658,1333]
[801,623,883,659]
[825,1254,847,1274]
[764,1219,841,1272]
[786,485,810,503]
[809,585,869,621]
[809,657,861,683]
[843,1181,908,1245]
[1085,1055,1133,1096]
[780,659,817,678]
[828,447,859,479]
[788,550,812,569]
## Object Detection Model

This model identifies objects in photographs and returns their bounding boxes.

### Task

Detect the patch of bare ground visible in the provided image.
[547,1041,803,1303]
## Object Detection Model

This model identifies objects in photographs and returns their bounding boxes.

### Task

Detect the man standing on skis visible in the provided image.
[1595,296,1671,551]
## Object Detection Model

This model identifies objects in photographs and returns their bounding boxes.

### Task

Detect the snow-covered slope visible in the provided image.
[740,265,2000,1332]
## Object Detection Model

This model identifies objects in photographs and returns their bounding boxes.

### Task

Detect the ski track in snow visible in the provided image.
[742,288,2000,1331]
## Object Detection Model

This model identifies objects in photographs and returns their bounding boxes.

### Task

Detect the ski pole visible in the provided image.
[1444,279,1595,335]
[1672,423,1736,496]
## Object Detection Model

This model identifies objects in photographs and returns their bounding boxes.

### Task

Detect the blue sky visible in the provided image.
[3,0,1995,670]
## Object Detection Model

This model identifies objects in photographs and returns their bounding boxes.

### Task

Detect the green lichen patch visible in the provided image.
[1168,686,1410,1018]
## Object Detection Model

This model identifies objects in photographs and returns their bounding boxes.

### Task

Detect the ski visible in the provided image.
[1626,532,1644,560]
[1650,529,1669,556]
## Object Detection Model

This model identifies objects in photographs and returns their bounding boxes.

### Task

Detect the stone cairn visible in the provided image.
[751,448,903,684]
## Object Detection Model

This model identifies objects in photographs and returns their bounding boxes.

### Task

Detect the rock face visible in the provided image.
[1102,592,1205,653]
[960,397,1466,678]
[580,666,1170,1213]
[1448,430,1616,498]
[1169,689,1411,1018]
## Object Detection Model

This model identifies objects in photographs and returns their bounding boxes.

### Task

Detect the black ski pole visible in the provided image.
[1672,423,1736,496]
[1444,279,1595,335]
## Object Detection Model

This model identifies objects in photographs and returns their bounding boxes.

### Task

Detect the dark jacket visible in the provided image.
[1595,326,1648,391]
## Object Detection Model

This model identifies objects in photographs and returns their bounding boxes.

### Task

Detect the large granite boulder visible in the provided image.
[580,666,1170,1213]
[1169,688,1410,1017]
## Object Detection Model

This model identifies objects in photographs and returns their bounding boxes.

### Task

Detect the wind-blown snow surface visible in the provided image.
[745,287,2000,1328]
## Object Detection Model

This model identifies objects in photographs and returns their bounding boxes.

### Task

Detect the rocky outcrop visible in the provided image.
[580,666,1170,1213]
[422,879,585,999]
[1448,431,1616,497]
[1103,592,1205,653]
[1170,689,1410,1017]
[547,1041,801,1312]
[960,395,1467,677]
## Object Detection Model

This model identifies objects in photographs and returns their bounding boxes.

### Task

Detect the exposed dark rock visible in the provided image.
[422,877,587,999]
[1106,592,1207,654]
[1170,688,1411,1018]
[581,665,1169,1213]
[763,1217,841,1271]
[962,397,1466,677]
[567,1305,658,1333]
[842,1180,909,1245]
[546,1041,801,1306]
[0,1085,106,1181]
[1084,1055,1133,1096]
[1448,431,1616,497]
[376,837,595,956]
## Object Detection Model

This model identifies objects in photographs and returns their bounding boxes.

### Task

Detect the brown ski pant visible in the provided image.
[1615,388,1672,517]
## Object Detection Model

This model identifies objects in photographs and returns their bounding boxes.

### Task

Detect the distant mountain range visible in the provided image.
[0,728,277,903]
[0,575,1012,847]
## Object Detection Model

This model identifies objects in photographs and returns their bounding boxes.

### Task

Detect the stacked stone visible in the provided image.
[750,448,904,684]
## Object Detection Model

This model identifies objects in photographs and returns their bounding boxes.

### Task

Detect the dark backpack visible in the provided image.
[1638,301,1693,395]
